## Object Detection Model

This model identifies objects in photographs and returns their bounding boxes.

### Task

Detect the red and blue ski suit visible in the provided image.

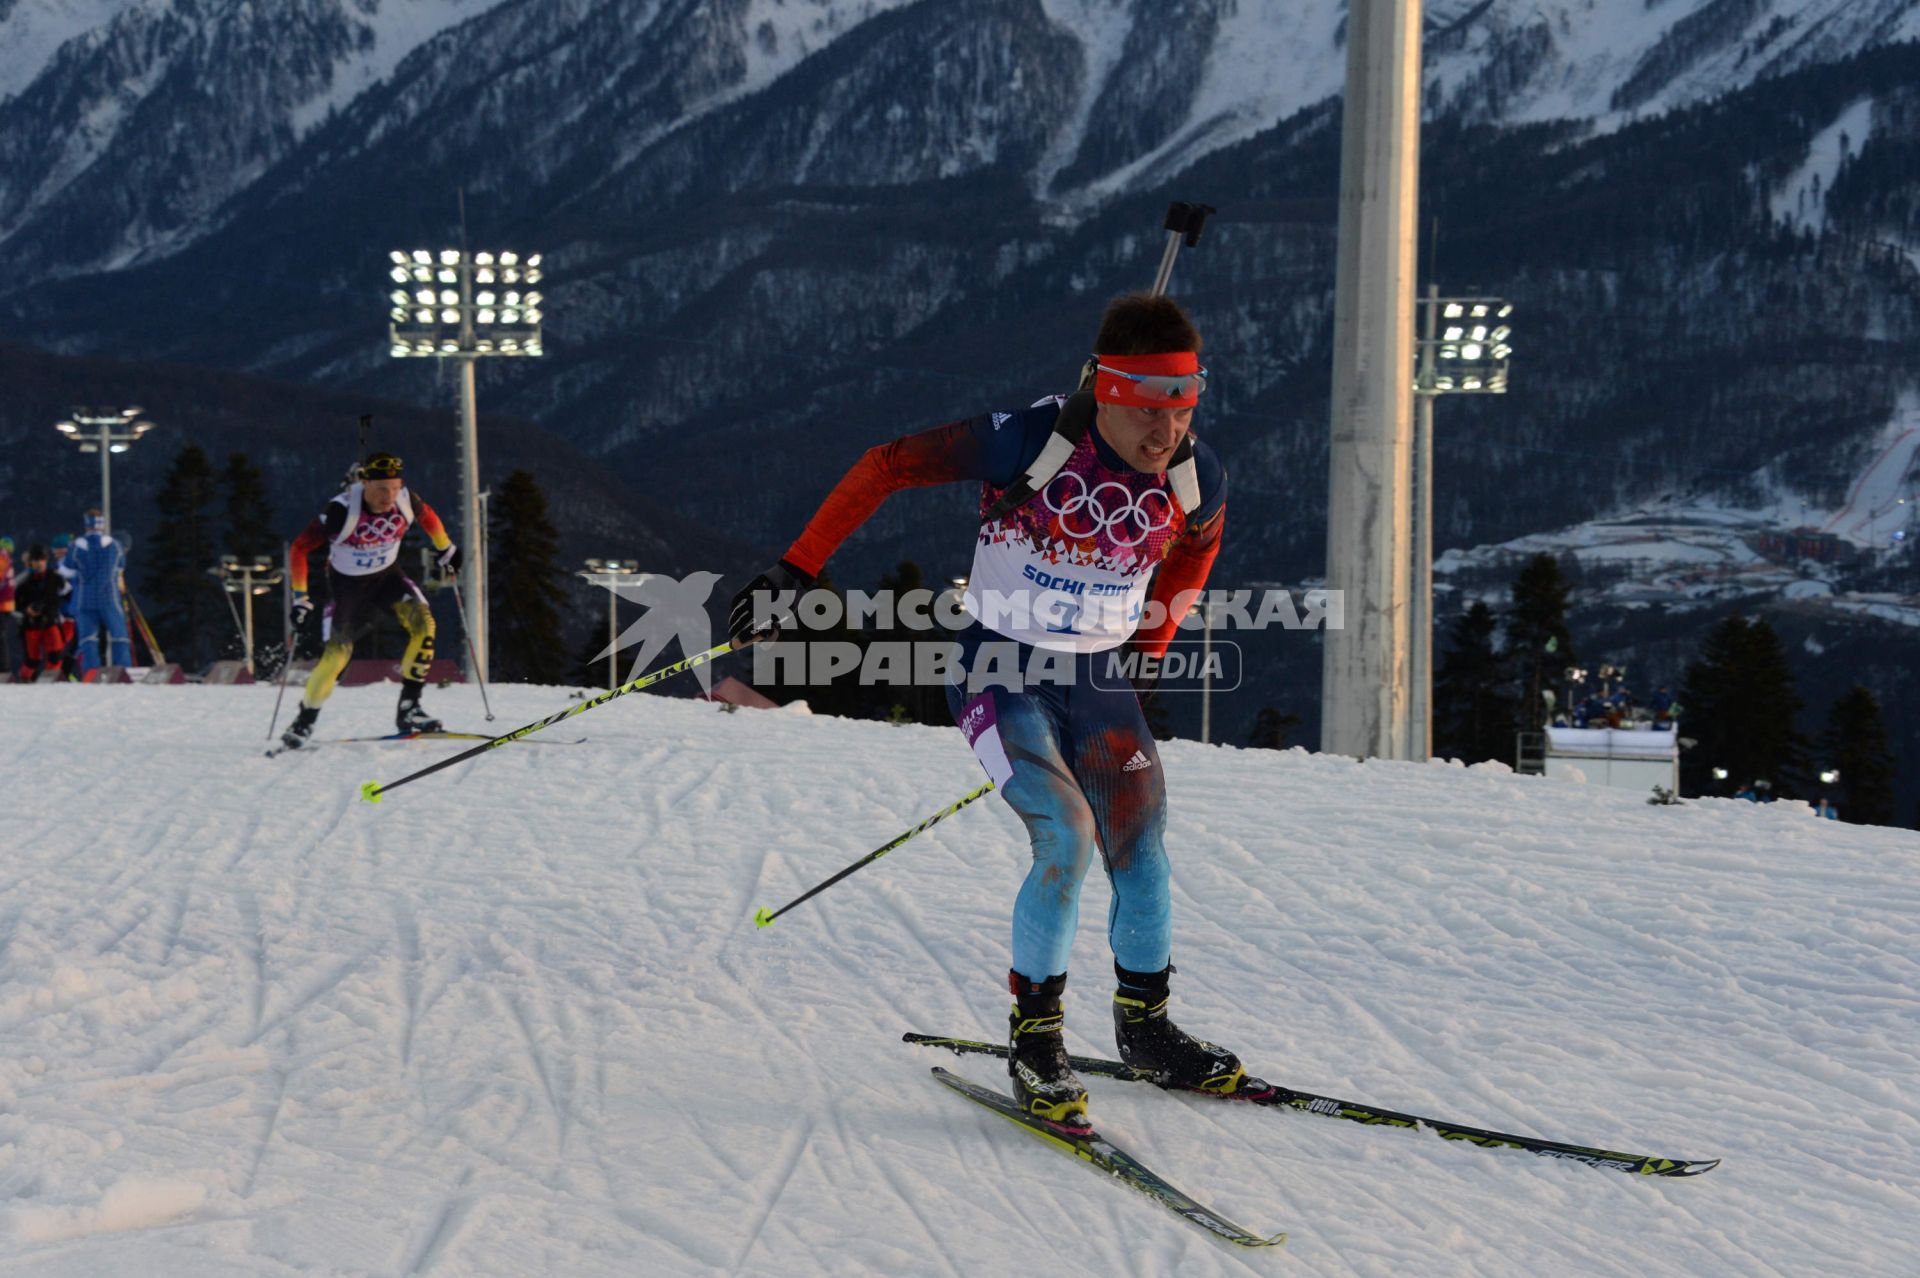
[785,401,1225,980]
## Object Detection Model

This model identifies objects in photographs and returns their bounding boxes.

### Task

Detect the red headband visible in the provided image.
[1092,350,1203,407]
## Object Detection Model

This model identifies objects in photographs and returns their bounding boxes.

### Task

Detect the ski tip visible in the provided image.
[752,907,775,929]
[359,781,384,804]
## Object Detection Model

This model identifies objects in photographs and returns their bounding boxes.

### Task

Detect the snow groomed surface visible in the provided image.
[2,683,1917,1276]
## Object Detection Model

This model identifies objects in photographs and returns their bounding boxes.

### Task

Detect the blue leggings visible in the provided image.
[947,628,1170,980]
[74,605,131,672]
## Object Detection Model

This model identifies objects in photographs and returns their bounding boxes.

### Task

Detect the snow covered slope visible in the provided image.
[1,683,1916,1275]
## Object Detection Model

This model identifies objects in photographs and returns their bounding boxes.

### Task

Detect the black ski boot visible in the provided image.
[280,704,320,751]
[395,681,442,734]
[1113,963,1245,1094]
[1008,971,1090,1127]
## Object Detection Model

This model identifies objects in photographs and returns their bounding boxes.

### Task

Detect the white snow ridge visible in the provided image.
[2,683,1917,1275]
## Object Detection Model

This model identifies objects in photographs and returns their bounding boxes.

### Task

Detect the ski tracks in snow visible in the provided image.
[3,687,1920,1275]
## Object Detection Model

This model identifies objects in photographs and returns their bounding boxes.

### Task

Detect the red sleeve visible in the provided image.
[412,499,452,550]
[783,421,980,577]
[1132,505,1225,657]
[287,516,330,593]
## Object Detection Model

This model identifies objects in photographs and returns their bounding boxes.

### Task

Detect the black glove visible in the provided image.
[728,561,811,648]
[291,594,315,627]
[437,543,463,573]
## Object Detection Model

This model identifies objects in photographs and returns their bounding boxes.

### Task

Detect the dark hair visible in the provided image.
[1094,293,1202,355]
[26,543,49,560]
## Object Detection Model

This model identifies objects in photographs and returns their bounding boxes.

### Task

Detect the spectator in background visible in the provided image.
[14,545,69,681]
[49,532,78,676]
[67,510,132,673]
[1649,686,1674,729]
[0,536,17,678]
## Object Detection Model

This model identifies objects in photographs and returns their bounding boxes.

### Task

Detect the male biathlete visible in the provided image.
[280,452,459,750]
[730,293,1242,1125]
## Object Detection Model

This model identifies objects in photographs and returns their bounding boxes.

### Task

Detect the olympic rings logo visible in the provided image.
[1042,472,1174,546]
[349,511,408,546]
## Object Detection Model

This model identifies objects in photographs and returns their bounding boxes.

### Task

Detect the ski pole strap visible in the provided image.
[359,640,732,803]
[752,780,997,929]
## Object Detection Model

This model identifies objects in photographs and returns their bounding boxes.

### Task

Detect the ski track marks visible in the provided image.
[2,687,1918,1275]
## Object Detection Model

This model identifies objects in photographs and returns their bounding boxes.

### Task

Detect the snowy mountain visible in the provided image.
[3,0,1920,778]
[1,0,1916,279]
[2,682,1916,1274]
[0,0,519,274]
[1425,0,1920,123]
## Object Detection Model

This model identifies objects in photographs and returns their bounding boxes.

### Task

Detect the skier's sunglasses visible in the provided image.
[362,454,404,480]
[1094,363,1209,403]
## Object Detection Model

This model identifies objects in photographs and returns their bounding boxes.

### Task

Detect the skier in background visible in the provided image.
[279,452,459,750]
[729,293,1241,1126]
[0,535,17,677]
[67,509,132,673]
[49,532,78,677]
[14,545,70,681]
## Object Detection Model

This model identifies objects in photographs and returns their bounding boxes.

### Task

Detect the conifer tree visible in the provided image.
[1247,707,1300,750]
[221,451,281,654]
[1678,615,1808,797]
[1505,554,1576,732]
[487,470,569,684]
[142,445,223,668]
[1819,685,1896,826]
[222,452,277,563]
[1434,601,1517,764]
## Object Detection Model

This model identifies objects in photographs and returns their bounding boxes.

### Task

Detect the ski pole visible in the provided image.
[447,575,495,721]
[752,781,997,929]
[266,634,297,742]
[360,641,732,803]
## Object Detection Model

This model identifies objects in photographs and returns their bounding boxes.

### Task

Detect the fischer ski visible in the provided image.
[931,1068,1285,1248]
[266,730,586,757]
[323,731,502,743]
[908,1034,1718,1178]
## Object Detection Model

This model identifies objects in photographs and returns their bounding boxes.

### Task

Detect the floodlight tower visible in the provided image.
[1409,286,1514,758]
[386,247,545,683]
[578,559,647,690]
[1322,0,1424,762]
[54,407,157,534]
[209,554,285,676]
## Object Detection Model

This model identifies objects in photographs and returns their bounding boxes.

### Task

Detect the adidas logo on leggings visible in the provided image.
[1122,750,1153,773]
